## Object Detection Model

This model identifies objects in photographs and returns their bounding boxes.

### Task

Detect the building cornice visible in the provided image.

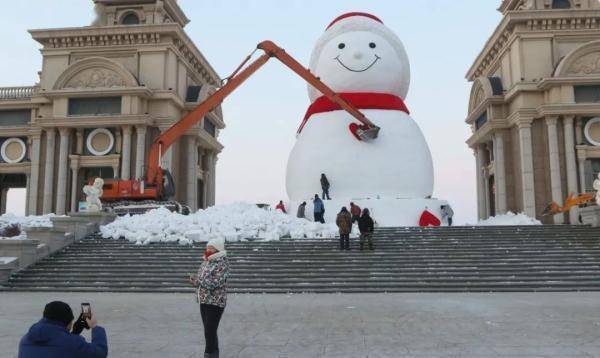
[0,127,32,137]
[0,162,31,174]
[466,120,512,147]
[466,9,600,81]
[29,23,220,86]
[39,86,153,99]
[537,103,600,116]
[537,76,600,90]
[36,114,153,128]
[465,96,505,124]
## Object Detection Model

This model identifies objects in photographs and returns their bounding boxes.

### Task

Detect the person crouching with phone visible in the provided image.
[189,237,230,358]
[18,301,107,358]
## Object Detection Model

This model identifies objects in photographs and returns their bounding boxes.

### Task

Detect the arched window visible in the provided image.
[552,0,571,9]
[121,13,140,25]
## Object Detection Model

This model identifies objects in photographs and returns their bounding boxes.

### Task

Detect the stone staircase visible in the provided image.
[3,225,600,293]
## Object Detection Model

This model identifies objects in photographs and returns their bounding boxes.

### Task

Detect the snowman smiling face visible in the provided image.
[310,30,410,101]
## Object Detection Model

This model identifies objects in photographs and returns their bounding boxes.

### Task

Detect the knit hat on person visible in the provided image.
[207,237,226,253]
[43,301,74,326]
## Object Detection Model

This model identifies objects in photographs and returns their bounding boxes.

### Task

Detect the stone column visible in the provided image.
[563,116,580,224]
[55,128,71,215]
[578,155,587,197]
[208,153,218,206]
[518,120,536,218]
[70,167,79,213]
[546,116,564,224]
[0,188,7,215]
[42,128,56,214]
[121,126,132,180]
[475,147,485,220]
[25,173,30,214]
[135,126,146,179]
[493,133,508,214]
[28,133,42,215]
[186,137,198,212]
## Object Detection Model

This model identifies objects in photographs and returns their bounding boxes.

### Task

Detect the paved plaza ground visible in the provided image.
[1,292,600,357]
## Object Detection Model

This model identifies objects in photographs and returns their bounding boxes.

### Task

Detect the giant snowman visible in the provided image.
[286,12,447,226]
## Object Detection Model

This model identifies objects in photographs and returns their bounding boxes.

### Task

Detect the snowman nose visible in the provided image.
[353,51,364,60]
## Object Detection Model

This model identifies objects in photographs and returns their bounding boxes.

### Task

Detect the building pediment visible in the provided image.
[53,57,139,90]
[567,51,600,76]
[556,40,600,77]
[64,68,126,89]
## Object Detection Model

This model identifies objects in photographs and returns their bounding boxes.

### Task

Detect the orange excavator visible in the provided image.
[99,41,379,214]
[541,192,596,217]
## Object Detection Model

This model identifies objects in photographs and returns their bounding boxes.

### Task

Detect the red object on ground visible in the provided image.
[299,92,410,134]
[419,210,441,227]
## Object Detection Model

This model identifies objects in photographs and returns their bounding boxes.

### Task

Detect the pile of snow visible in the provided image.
[475,212,542,226]
[100,202,339,245]
[0,213,56,240]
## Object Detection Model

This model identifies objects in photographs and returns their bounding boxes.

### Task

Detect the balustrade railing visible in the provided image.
[0,86,36,100]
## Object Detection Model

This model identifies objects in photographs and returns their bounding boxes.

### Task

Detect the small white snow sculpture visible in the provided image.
[83,178,104,212]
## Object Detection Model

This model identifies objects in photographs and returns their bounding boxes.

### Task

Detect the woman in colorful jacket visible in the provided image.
[189,237,230,358]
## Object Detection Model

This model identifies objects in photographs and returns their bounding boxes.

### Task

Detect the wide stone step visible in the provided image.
[5,225,600,293]
[7,280,600,290]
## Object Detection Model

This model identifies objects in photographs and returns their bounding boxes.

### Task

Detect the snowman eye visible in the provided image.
[338,43,346,50]
[369,42,377,49]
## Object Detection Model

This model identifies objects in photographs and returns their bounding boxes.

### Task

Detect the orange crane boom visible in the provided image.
[146,40,378,186]
[100,40,379,210]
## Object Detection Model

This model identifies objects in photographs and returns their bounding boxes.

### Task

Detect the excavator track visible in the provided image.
[103,200,189,216]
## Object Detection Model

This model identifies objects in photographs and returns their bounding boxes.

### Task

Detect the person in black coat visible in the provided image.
[320,174,331,200]
[358,208,375,251]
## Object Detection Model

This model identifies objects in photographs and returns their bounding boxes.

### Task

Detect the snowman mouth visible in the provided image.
[335,55,381,73]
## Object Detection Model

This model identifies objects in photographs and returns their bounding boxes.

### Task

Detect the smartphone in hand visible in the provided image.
[81,303,92,319]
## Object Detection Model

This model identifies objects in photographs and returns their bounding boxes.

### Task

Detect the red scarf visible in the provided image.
[298,92,409,134]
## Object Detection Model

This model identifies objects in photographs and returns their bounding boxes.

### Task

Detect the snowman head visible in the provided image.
[308,12,410,103]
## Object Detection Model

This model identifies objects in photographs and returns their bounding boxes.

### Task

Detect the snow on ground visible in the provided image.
[474,212,542,226]
[0,213,56,240]
[100,202,339,245]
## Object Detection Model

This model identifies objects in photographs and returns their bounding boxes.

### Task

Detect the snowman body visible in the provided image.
[286,13,435,204]
[286,109,433,201]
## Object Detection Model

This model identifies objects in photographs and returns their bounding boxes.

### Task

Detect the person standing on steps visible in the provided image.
[313,194,326,223]
[358,208,375,251]
[297,201,307,219]
[336,207,353,250]
[275,200,287,214]
[350,202,361,224]
[189,238,230,358]
[320,173,331,200]
[441,204,454,227]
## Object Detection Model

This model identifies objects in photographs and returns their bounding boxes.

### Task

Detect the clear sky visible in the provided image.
[0,0,503,224]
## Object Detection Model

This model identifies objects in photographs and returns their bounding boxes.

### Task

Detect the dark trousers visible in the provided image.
[360,233,374,249]
[448,218,453,227]
[314,212,325,224]
[340,233,350,250]
[200,304,225,354]
[322,187,331,200]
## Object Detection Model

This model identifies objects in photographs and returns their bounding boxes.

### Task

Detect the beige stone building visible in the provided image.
[466,0,600,224]
[0,0,224,216]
